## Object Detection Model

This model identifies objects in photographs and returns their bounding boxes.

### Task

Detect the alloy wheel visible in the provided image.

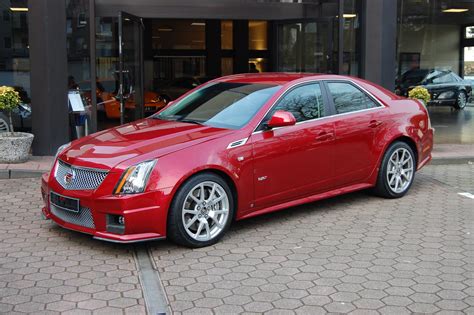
[457,92,467,109]
[386,148,414,194]
[0,118,9,133]
[182,181,230,242]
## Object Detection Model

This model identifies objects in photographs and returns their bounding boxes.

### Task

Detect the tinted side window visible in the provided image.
[432,72,452,84]
[327,82,379,114]
[274,83,325,122]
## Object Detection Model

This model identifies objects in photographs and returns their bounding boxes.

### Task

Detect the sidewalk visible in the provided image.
[0,144,473,179]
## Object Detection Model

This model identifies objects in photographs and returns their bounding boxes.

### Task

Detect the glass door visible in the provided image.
[118,12,144,125]
[276,19,335,74]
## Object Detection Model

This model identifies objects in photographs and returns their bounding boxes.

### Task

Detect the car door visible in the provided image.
[324,81,384,187]
[249,82,335,209]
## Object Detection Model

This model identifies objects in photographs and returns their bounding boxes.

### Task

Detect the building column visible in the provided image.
[361,0,397,91]
[233,20,249,74]
[28,0,69,156]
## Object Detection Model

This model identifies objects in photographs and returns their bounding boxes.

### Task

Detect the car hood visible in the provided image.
[60,118,231,171]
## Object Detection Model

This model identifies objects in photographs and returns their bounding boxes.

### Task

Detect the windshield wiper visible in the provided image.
[153,115,176,121]
[179,118,203,125]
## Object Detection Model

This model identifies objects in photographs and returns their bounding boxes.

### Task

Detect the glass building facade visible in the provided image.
[0,0,472,154]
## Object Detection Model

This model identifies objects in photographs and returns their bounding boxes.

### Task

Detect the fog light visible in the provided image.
[106,214,125,234]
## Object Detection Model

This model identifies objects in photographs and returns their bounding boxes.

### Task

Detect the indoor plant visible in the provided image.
[0,86,34,163]
[408,86,431,106]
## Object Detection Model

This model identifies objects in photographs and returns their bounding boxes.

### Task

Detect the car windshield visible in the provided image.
[154,82,280,129]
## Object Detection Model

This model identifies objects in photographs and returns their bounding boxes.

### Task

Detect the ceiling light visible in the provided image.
[10,7,28,12]
[442,8,469,13]
[343,14,357,18]
[157,27,173,32]
[191,22,206,26]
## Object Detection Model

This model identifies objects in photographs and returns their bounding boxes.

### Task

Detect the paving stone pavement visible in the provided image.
[149,164,474,314]
[0,164,473,314]
[0,179,146,314]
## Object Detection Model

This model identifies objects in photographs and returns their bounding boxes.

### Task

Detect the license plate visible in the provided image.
[50,192,80,213]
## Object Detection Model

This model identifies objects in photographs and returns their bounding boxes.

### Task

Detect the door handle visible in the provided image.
[369,120,383,128]
[315,131,334,141]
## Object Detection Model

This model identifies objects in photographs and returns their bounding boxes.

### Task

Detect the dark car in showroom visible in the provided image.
[396,69,472,109]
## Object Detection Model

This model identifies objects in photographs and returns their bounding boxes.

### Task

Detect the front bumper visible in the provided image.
[428,99,456,106]
[41,172,172,243]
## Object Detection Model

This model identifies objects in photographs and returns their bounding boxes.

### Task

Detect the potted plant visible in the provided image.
[0,86,34,163]
[408,86,431,106]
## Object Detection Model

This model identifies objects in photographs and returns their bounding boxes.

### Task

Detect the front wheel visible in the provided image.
[373,142,416,198]
[454,91,467,110]
[167,173,234,247]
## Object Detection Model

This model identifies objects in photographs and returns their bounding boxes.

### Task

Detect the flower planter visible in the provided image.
[0,132,34,163]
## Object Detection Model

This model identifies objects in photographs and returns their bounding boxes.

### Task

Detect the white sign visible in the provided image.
[68,91,85,112]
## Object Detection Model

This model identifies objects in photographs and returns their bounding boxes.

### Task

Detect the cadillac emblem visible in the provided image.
[64,170,76,185]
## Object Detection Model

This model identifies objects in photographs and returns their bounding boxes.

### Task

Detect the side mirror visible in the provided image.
[266,110,296,129]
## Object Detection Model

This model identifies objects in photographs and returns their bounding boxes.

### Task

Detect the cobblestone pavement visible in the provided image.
[0,164,473,314]
[150,164,474,314]
[0,179,146,314]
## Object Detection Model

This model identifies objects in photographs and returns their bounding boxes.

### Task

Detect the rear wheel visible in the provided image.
[454,91,467,110]
[167,173,234,247]
[373,141,416,198]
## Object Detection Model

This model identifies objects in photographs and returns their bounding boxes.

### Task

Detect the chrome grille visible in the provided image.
[50,204,95,229]
[55,160,108,190]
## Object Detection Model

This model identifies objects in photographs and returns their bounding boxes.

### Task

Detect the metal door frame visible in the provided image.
[118,11,144,125]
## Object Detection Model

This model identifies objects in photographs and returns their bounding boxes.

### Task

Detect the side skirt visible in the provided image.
[237,182,373,220]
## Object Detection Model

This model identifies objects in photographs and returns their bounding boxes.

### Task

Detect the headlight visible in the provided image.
[114,160,157,194]
[54,142,71,160]
[437,91,455,99]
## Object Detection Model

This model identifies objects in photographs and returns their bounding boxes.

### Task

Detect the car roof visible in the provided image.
[216,73,320,85]
[214,72,357,85]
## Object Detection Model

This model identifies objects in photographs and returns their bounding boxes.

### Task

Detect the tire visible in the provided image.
[0,114,10,133]
[454,91,467,110]
[373,141,416,198]
[167,173,234,248]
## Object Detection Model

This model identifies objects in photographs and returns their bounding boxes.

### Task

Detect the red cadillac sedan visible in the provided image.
[41,73,433,247]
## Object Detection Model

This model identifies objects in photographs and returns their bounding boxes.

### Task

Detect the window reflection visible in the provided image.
[275,84,325,122]
[152,20,206,50]
[249,58,267,73]
[221,20,233,50]
[327,82,378,114]
[221,57,233,76]
[249,21,267,50]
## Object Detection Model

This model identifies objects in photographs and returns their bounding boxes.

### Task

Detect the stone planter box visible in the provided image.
[0,132,34,163]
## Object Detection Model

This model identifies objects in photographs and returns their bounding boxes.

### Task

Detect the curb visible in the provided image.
[0,169,44,179]
[430,157,474,165]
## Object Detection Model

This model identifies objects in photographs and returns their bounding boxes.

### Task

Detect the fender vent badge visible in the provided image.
[227,138,248,149]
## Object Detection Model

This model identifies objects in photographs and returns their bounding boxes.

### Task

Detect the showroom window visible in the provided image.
[0,0,30,120]
[396,0,474,80]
